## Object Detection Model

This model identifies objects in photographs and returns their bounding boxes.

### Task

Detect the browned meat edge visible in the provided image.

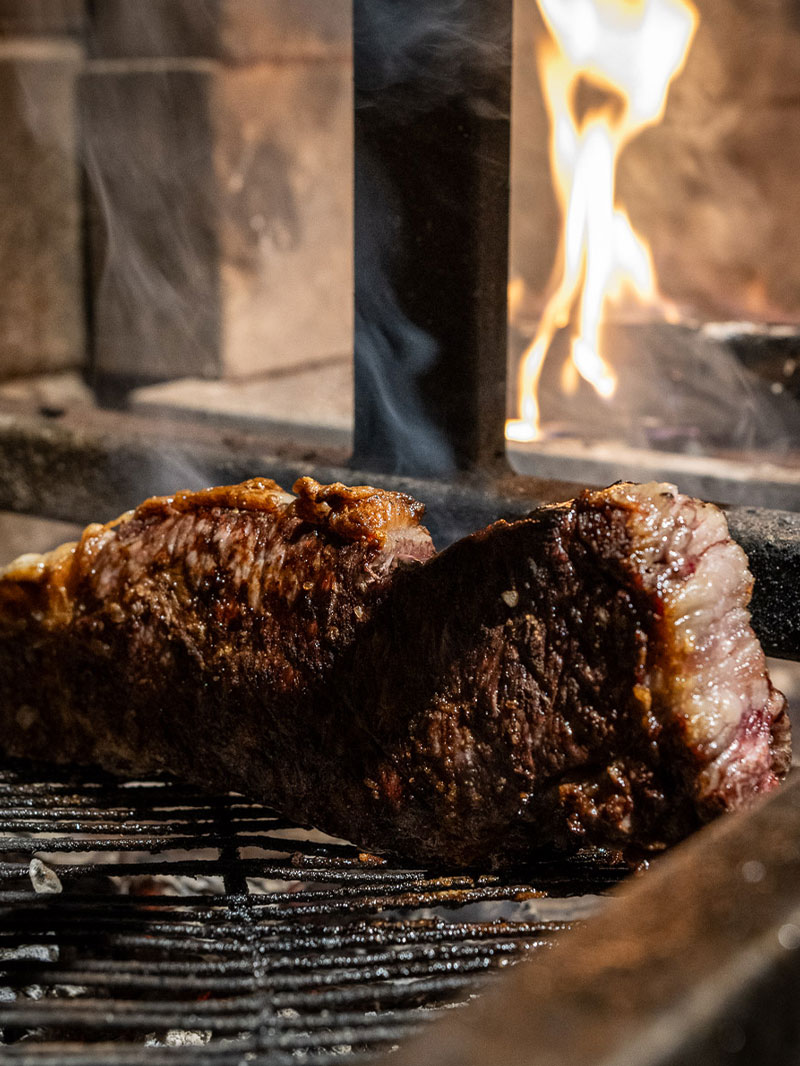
[0,477,789,868]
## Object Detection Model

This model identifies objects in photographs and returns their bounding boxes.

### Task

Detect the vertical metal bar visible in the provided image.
[353,0,512,476]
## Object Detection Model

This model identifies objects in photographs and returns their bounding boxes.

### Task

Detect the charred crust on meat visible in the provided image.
[0,477,789,869]
[292,477,428,548]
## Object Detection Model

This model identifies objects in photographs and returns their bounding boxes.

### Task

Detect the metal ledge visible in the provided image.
[0,400,581,545]
[0,402,796,658]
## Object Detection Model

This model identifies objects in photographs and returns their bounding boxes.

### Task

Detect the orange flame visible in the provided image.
[507,0,698,444]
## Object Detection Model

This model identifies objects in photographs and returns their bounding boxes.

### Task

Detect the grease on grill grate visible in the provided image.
[0,762,627,1065]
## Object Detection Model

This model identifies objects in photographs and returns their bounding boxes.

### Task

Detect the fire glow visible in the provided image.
[507,0,698,444]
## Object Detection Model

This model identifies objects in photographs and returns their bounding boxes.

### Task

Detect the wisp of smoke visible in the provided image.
[353,0,512,475]
[354,0,509,109]
[354,133,457,476]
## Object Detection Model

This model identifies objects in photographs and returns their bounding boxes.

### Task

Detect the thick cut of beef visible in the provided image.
[0,478,789,868]
[338,482,790,864]
[0,477,435,822]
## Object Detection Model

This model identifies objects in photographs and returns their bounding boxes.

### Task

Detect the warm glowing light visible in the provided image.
[507,275,526,320]
[507,0,698,444]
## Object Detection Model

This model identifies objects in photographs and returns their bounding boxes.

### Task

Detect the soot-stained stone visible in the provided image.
[80,65,222,394]
[82,54,352,392]
[88,0,350,63]
[88,0,219,59]
[0,44,85,378]
[725,506,800,663]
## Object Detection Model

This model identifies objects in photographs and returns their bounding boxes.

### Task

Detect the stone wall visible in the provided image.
[83,0,353,395]
[0,0,83,36]
[0,1,353,392]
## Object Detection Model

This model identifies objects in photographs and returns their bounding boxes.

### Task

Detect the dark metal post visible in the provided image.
[353,0,512,476]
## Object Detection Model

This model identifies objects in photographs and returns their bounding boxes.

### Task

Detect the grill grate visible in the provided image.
[0,761,627,1064]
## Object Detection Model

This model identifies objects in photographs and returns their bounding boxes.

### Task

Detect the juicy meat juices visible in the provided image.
[0,478,789,868]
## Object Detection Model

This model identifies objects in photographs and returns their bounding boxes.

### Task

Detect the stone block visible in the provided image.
[217,0,351,63]
[0,0,84,37]
[213,57,353,377]
[81,64,221,392]
[0,40,85,378]
[0,511,83,566]
[82,53,353,390]
[88,1,219,60]
[130,355,353,448]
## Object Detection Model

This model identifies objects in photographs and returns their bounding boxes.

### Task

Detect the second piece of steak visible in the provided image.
[338,482,790,864]
[0,478,789,867]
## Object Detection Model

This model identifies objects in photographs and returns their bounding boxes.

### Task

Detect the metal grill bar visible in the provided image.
[0,761,622,1063]
[0,1050,382,1066]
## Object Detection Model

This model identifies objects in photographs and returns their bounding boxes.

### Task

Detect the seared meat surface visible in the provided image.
[0,478,789,867]
[340,482,790,863]
[0,477,435,819]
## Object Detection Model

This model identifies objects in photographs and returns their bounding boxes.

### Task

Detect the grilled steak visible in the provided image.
[337,481,791,864]
[0,478,789,867]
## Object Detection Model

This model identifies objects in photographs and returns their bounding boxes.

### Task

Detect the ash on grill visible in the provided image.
[0,760,626,1065]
